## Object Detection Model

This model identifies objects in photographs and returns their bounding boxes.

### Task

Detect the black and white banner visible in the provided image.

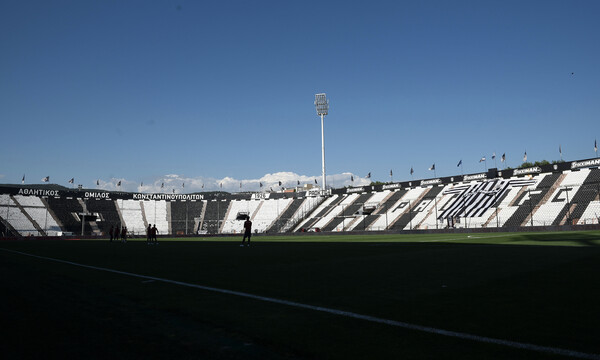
[439,178,536,219]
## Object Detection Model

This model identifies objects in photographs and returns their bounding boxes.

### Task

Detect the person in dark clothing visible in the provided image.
[241,217,252,247]
[114,225,120,242]
[109,225,114,242]
[151,224,158,244]
[147,224,152,245]
[121,226,127,243]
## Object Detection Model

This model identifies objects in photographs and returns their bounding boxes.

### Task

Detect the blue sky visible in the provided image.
[1,0,599,192]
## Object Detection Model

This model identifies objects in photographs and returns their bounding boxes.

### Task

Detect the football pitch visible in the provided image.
[1,231,600,359]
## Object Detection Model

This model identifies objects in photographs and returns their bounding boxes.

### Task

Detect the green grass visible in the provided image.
[1,231,600,359]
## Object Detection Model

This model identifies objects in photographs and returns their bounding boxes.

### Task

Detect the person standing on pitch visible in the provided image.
[146,224,152,245]
[151,224,158,244]
[109,225,114,242]
[121,226,127,243]
[241,216,252,247]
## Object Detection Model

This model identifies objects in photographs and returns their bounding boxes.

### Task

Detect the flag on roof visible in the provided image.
[457,160,462,167]
[259,182,263,187]
[278,181,282,186]
[97,179,100,186]
[410,167,414,175]
[42,176,49,182]
[297,180,300,185]
[161,182,164,188]
[182,182,185,188]
[68,178,74,184]
[390,169,393,177]
[595,139,598,152]
[523,151,528,162]
[501,153,506,162]
[350,175,354,182]
[117,180,121,187]
[491,152,496,160]
[479,157,486,163]
[141,181,143,187]
[315,179,317,184]
[366,172,371,179]
[22,174,25,184]
[429,164,435,171]
[559,145,562,156]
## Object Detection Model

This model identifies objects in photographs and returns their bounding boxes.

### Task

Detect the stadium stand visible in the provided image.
[2,157,600,237]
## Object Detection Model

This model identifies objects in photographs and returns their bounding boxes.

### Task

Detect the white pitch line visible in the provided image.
[418,233,517,243]
[2,247,599,360]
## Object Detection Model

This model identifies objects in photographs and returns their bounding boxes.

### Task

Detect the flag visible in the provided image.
[117,180,121,187]
[42,176,49,182]
[479,157,486,162]
[21,174,25,184]
[202,183,204,189]
[390,169,393,177]
[523,151,527,162]
[492,153,496,160]
[410,167,414,175]
[239,182,242,189]
[259,182,263,188]
[429,164,435,171]
[350,175,354,182]
[559,145,562,156]
[278,181,282,186]
[161,182,164,188]
[220,183,222,188]
[297,180,300,185]
[182,182,185,188]
[141,181,143,187]
[595,139,598,152]
[172,189,175,194]
[68,178,74,184]
[457,160,462,167]
[315,179,317,184]
[97,179,100,186]
[366,172,371,179]
[501,153,506,162]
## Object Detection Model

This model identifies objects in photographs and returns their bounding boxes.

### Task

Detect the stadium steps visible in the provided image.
[11,195,44,235]
[388,188,432,230]
[525,173,566,226]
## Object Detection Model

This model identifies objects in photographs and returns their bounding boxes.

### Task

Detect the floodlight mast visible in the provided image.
[315,93,329,194]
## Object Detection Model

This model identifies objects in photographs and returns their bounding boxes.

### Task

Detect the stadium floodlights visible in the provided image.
[315,93,329,116]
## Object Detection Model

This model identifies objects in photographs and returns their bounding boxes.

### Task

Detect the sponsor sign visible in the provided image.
[463,173,487,181]
[514,167,542,175]
[571,158,600,169]
[420,179,442,186]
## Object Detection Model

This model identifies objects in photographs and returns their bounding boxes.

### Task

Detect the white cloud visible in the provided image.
[94,171,371,193]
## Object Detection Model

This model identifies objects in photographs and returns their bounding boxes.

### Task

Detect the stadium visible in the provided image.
[2,155,600,359]
[2,156,600,238]
[3,1,600,359]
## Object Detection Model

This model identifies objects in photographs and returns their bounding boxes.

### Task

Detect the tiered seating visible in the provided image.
[170,201,204,235]
[142,200,169,235]
[221,199,260,234]
[268,198,305,233]
[579,201,600,224]
[408,186,448,230]
[0,195,39,236]
[47,197,83,234]
[251,198,293,233]
[281,197,325,232]
[311,194,357,231]
[502,173,561,227]
[14,195,61,236]
[117,200,146,235]
[201,199,231,234]
[381,187,428,231]
[85,199,120,235]
[293,195,340,231]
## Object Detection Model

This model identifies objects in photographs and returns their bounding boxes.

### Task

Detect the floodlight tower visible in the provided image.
[315,93,329,194]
